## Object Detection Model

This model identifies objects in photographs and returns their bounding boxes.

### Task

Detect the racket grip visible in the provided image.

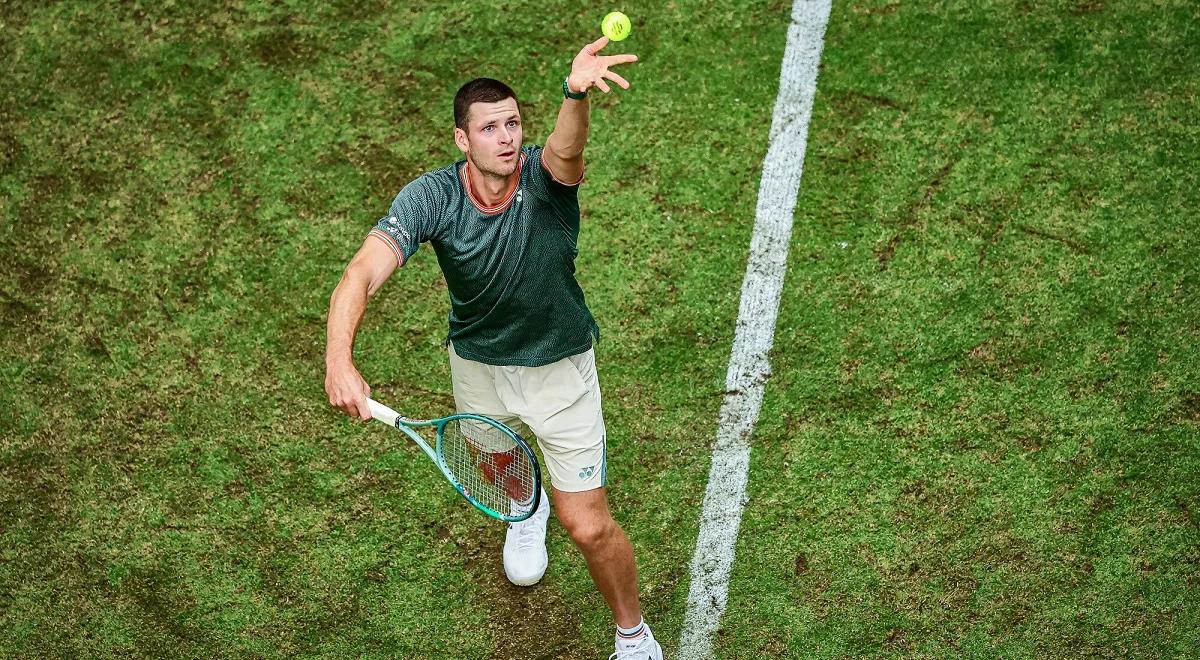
[366,398,400,427]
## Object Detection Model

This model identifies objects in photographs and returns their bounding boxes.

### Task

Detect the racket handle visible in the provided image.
[366,398,400,427]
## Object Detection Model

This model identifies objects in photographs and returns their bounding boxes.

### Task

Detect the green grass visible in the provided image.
[2,0,1197,657]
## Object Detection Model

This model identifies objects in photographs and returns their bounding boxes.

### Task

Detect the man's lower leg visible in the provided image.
[553,488,642,627]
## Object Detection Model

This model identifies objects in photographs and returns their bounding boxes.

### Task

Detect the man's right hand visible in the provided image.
[325,362,373,421]
[325,236,400,422]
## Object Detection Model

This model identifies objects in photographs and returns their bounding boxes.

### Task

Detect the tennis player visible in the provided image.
[324,37,661,659]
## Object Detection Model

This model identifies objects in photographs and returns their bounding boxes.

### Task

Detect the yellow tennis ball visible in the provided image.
[602,11,631,42]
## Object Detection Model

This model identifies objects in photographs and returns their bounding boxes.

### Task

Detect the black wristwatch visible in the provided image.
[562,77,587,100]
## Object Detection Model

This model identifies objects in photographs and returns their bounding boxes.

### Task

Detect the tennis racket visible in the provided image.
[366,398,541,522]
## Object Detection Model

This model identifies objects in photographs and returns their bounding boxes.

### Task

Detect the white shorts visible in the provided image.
[448,342,607,492]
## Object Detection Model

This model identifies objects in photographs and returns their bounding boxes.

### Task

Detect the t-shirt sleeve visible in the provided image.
[527,145,582,231]
[368,176,442,266]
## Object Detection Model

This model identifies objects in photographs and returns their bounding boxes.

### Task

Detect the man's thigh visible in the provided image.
[448,342,532,437]
[450,344,608,493]
[506,349,607,493]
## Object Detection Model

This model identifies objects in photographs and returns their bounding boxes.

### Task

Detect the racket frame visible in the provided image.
[367,398,541,522]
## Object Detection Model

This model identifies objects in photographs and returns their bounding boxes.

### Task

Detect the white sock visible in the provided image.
[615,618,650,649]
[511,488,547,516]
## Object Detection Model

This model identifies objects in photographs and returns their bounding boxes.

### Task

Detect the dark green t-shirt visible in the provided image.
[369,145,599,367]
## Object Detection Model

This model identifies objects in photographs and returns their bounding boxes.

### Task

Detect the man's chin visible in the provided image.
[481,161,519,178]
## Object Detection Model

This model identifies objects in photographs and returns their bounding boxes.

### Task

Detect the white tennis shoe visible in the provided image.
[503,488,549,586]
[609,632,662,660]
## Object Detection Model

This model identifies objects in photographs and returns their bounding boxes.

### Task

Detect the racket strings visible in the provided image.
[441,418,537,516]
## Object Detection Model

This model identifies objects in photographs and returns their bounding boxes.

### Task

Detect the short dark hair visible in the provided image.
[454,78,519,130]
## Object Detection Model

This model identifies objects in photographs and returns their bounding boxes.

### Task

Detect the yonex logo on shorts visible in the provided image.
[578,465,595,479]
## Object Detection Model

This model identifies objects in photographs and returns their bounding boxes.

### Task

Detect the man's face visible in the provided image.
[454,98,523,178]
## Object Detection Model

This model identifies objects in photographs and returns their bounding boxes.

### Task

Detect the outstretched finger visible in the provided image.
[595,78,612,93]
[603,53,639,66]
[585,36,609,55]
[604,70,630,90]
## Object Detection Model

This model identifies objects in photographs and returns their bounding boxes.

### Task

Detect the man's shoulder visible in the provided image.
[521,145,556,186]
[521,145,545,169]
[392,161,462,204]
[412,161,461,191]
[521,143,582,194]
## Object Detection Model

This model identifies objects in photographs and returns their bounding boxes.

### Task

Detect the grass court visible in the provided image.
[2,0,1197,657]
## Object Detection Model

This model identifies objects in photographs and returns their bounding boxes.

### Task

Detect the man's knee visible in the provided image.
[559,509,618,551]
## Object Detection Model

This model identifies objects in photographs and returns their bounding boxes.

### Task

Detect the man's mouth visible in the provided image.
[498,150,516,159]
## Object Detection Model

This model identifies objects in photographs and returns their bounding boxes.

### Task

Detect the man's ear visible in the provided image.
[453,127,469,154]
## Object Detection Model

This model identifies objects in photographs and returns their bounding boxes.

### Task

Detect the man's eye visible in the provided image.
[507,121,519,128]
[483,126,494,132]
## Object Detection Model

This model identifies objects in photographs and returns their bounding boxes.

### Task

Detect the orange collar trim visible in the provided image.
[463,153,525,214]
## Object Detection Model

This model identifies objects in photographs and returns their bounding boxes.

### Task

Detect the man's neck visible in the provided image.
[464,158,519,208]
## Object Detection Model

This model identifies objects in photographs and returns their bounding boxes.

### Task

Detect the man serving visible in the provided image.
[324,37,661,659]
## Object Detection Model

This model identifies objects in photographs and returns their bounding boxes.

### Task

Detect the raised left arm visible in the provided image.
[543,36,639,184]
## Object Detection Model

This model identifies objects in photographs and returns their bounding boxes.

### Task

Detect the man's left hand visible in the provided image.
[566,37,639,95]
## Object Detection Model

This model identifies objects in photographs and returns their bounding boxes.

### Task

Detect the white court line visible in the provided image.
[677,1,831,658]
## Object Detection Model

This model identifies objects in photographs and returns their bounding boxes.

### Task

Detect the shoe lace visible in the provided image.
[509,507,547,552]
[608,634,656,659]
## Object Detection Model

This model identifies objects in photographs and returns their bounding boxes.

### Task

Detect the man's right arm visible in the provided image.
[325,235,402,420]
